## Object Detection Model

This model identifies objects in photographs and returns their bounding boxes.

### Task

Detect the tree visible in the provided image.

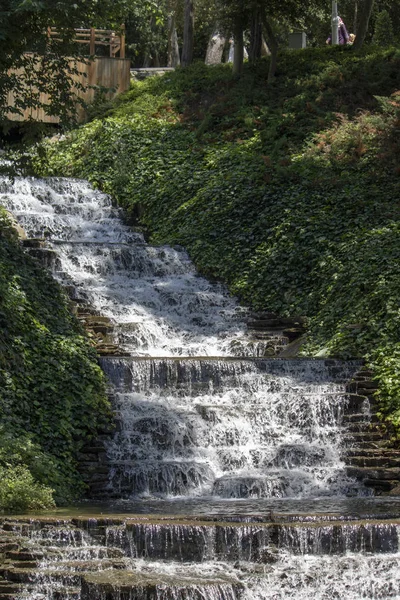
[249,8,263,63]
[215,0,329,78]
[122,1,169,68]
[182,0,195,66]
[205,29,226,64]
[167,0,181,67]
[373,9,394,46]
[353,0,375,49]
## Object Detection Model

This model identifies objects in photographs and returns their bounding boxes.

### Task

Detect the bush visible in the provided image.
[374,10,395,47]
[0,465,55,512]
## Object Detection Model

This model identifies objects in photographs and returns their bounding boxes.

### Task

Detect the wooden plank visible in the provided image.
[6,56,131,123]
[89,28,95,55]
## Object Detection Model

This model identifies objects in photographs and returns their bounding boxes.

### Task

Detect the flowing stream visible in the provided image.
[1,176,400,599]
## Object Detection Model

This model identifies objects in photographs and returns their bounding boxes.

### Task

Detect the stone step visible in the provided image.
[96,344,130,356]
[343,413,379,423]
[344,396,373,412]
[0,543,19,553]
[80,315,113,325]
[347,440,394,450]
[26,247,59,268]
[344,424,383,435]
[352,389,378,400]
[22,238,46,248]
[364,479,399,492]
[6,551,45,561]
[8,561,39,569]
[355,381,379,391]
[346,456,400,468]
[345,448,400,458]
[77,306,101,317]
[3,558,127,583]
[1,523,34,535]
[245,332,288,341]
[88,324,114,335]
[0,582,23,593]
[246,322,304,338]
[343,431,385,442]
[347,465,400,482]
[52,587,81,600]
[81,570,243,600]
[346,381,379,396]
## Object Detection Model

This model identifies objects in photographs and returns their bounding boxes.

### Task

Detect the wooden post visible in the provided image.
[110,32,115,57]
[120,24,126,58]
[90,27,95,55]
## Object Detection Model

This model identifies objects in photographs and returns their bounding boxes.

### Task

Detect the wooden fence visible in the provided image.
[7,27,130,123]
[48,26,126,58]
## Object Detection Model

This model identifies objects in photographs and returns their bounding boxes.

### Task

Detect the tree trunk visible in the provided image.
[249,9,262,62]
[143,16,155,67]
[167,13,180,67]
[205,28,226,64]
[182,0,194,67]
[232,22,244,76]
[262,16,278,82]
[261,36,271,56]
[354,0,358,34]
[353,0,374,49]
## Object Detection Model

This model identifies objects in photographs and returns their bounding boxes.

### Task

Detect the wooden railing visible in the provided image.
[48,26,126,58]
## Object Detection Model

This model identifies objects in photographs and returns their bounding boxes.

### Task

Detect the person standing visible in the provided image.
[326,17,350,45]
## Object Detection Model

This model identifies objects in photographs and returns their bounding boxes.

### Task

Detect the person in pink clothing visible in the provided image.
[326,17,350,45]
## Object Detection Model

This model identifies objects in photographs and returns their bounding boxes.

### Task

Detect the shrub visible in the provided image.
[0,465,55,512]
[374,10,395,47]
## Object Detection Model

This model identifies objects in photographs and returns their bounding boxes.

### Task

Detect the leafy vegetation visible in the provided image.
[0,207,110,511]
[32,46,400,434]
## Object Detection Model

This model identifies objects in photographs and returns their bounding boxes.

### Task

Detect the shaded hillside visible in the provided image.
[34,46,400,433]
[0,208,110,509]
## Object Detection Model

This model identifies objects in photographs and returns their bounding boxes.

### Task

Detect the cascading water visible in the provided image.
[100,357,364,500]
[1,176,400,600]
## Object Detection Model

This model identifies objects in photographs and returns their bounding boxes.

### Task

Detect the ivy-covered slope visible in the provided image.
[0,209,110,510]
[34,46,400,433]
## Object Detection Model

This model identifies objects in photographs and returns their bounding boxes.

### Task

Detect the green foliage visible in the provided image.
[0,207,110,508]
[373,10,395,47]
[0,465,55,512]
[0,429,56,511]
[33,47,400,434]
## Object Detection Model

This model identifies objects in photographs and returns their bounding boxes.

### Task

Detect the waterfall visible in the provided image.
[0,176,365,501]
[2,176,400,600]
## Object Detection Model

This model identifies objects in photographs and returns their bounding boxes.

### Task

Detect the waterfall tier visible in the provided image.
[2,515,400,600]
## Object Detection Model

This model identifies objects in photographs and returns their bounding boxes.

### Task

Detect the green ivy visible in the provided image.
[0,207,110,509]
